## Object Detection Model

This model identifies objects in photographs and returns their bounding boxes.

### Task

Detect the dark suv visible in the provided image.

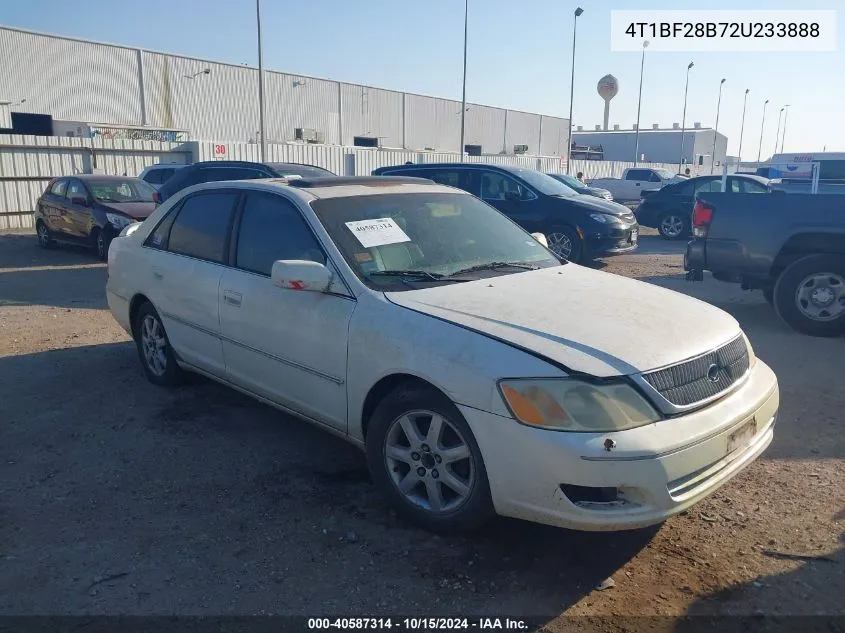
[156,160,336,203]
[372,163,637,262]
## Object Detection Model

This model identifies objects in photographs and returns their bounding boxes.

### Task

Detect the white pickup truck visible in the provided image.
[588,168,687,203]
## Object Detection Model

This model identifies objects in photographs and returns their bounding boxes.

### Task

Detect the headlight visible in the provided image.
[119,223,141,238]
[498,378,661,432]
[106,213,134,229]
[589,213,620,224]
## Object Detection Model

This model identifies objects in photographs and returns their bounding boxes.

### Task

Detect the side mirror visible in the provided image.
[71,196,89,206]
[531,232,549,248]
[271,260,332,292]
[504,191,521,202]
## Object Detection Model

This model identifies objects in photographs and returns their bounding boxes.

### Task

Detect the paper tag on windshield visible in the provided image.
[345,218,411,248]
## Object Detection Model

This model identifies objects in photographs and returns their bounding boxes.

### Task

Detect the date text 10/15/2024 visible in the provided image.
[308,618,529,631]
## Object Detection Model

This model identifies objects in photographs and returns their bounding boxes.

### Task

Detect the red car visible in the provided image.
[34,175,157,260]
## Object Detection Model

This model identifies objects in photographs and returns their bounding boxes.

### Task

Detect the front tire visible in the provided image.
[36,220,56,249]
[133,302,185,386]
[93,228,111,261]
[547,226,582,263]
[658,213,688,240]
[366,384,495,534]
[772,254,845,337]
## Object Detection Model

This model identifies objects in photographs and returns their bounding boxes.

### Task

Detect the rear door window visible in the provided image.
[166,191,239,263]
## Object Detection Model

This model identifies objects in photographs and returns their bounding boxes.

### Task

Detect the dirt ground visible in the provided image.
[0,228,843,630]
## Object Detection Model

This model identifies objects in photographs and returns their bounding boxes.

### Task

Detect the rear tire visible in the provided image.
[36,220,56,249]
[365,384,495,535]
[658,213,688,240]
[133,301,185,386]
[547,226,583,263]
[772,254,845,337]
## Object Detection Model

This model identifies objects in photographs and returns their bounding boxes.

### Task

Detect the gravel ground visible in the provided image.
[0,229,842,628]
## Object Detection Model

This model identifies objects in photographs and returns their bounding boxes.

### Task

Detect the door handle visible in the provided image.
[223,290,242,307]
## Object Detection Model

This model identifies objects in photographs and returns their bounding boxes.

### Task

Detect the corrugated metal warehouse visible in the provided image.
[0,26,569,156]
[572,127,728,171]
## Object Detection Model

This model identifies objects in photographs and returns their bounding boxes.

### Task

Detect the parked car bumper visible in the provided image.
[461,360,778,532]
[584,224,639,257]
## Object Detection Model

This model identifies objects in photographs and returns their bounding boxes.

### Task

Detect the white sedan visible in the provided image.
[106,176,779,534]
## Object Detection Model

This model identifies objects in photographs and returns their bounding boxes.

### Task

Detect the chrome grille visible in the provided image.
[641,336,749,407]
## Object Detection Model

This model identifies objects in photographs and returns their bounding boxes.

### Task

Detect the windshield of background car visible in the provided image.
[548,173,586,192]
[311,192,562,291]
[655,169,675,180]
[510,169,577,197]
[87,179,155,203]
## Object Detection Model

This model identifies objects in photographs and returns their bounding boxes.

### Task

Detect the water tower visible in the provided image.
[597,75,619,131]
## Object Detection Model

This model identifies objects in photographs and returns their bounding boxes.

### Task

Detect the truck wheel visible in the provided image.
[773,254,845,337]
[658,213,688,240]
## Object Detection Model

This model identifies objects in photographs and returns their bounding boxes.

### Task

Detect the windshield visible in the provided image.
[508,168,577,197]
[311,192,562,291]
[268,163,335,178]
[655,169,675,180]
[547,173,587,192]
[87,179,155,203]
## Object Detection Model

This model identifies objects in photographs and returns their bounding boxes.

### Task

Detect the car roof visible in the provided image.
[686,174,770,184]
[187,160,272,168]
[182,176,462,201]
[67,174,144,181]
[375,162,532,175]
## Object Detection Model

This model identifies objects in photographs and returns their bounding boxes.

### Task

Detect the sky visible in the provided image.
[3,0,844,160]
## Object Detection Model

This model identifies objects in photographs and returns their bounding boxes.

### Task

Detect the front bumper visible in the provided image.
[585,224,639,257]
[460,359,778,532]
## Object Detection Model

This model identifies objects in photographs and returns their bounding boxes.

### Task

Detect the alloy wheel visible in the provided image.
[37,223,50,245]
[141,314,168,377]
[384,410,475,513]
[660,215,684,238]
[547,232,573,260]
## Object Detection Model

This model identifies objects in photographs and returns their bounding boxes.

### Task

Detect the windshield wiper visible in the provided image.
[368,270,471,284]
[448,261,540,276]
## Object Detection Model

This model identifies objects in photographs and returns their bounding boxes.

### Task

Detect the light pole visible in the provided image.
[773,106,784,158]
[459,0,468,162]
[633,40,649,166]
[256,0,267,162]
[710,78,726,174]
[565,6,584,174]
[780,104,790,153]
[678,61,694,173]
[737,88,749,165]
[756,99,769,164]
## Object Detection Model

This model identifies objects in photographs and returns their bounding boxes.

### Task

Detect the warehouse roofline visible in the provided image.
[0,25,568,121]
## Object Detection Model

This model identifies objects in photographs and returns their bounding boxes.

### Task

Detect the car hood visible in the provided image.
[559,194,632,217]
[385,265,740,377]
[98,201,157,219]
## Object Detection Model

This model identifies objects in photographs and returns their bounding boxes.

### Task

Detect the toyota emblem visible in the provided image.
[707,364,721,383]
